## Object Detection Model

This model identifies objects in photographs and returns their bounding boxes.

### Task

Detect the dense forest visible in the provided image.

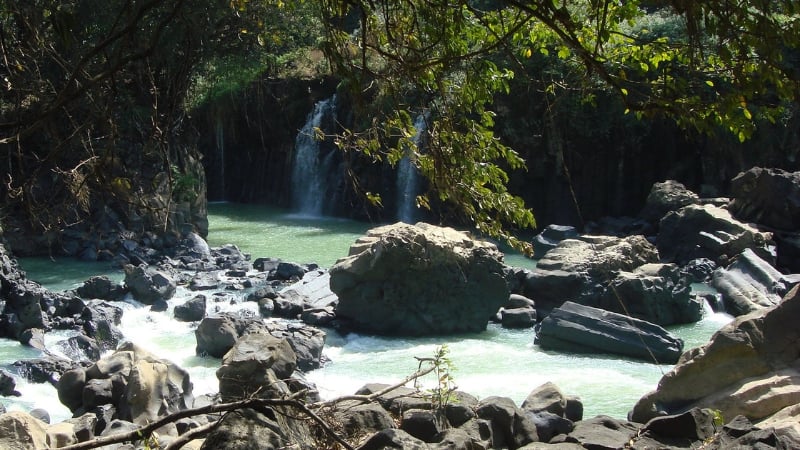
[1,1,798,256]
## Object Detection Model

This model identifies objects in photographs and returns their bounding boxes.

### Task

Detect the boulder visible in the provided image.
[216,332,297,401]
[531,224,578,257]
[521,382,567,417]
[357,429,431,450]
[0,369,20,396]
[536,301,684,364]
[728,167,800,231]
[775,232,800,273]
[0,411,49,450]
[401,409,443,442]
[174,295,207,322]
[123,264,177,304]
[630,285,800,427]
[332,401,397,438]
[642,407,717,441]
[639,180,699,222]
[535,235,659,276]
[475,396,539,449]
[59,342,193,427]
[523,235,659,318]
[711,248,790,316]
[552,415,638,449]
[657,204,772,265]
[330,222,509,336]
[597,264,704,326]
[75,276,127,301]
[195,314,325,370]
[200,401,313,449]
[47,421,78,447]
[500,307,537,329]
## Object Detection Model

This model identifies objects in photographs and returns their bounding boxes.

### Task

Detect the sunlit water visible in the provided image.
[6,202,732,422]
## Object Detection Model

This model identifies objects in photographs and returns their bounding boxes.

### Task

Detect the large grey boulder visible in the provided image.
[330,222,509,336]
[56,342,193,430]
[711,248,791,316]
[597,263,704,326]
[728,167,800,231]
[520,235,659,318]
[630,285,800,438]
[536,301,684,364]
[657,204,772,265]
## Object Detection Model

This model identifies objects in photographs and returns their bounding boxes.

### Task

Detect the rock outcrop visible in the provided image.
[639,179,700,222]
[657,204,772,265]
[728,167,800,232]
[711,248,791,316]
[330,222,509,336]
[535,301,684,364]
[520,235,660,318]
[630,285,800,439]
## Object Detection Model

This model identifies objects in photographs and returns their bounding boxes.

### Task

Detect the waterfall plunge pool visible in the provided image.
[7,202,733,422]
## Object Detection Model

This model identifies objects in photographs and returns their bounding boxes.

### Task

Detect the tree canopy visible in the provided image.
[314,0,800,249]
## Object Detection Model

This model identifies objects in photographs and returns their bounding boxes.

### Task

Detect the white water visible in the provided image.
[396,114,427,223]
[291,96,338,216]
[8,205,734,423]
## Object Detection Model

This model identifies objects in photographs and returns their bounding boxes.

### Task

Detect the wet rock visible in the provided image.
[711,248,790,316]
[500,307,537,328]
[174,295,207,322]
[123,264,177,304]
[75,276,127,302]
[0,369,20,396]
[536,301,684,364]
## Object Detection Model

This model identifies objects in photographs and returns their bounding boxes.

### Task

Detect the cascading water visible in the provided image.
[396,114,427,223]
[291,96,338,216]
[213,118,225,200]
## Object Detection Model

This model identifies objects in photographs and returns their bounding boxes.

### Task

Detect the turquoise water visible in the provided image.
[8,203,732,421]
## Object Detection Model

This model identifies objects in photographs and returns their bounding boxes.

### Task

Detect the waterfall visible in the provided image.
[291,96,337,216]
[214,119,225,200]
[396,114,427,223]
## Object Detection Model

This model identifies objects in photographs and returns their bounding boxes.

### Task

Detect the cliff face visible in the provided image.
[200,76,800,230]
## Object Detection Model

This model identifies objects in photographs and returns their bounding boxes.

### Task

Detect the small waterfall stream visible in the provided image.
[396,114,427,223]
[291,96,338,216]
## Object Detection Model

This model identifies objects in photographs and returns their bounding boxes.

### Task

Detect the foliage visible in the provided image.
[314,0,800,248]
[415,345,458,413]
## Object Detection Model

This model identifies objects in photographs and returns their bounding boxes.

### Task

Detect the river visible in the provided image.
[4,202,732,423]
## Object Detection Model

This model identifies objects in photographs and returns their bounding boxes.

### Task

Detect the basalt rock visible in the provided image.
[522,235,660,318]
[657,204,773,265]
[630,285,800,436]
[123,264,177,305]
[728,167,800,232]
[639,179,700,223]
[536,301,684,364]
[711,248,792,316]
[330,222,509,336]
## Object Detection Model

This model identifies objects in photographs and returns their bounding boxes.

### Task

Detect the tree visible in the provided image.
[0,0,270,248]
[312,0,799,250]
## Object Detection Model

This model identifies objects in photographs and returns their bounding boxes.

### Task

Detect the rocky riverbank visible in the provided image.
[0,167,798,449]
